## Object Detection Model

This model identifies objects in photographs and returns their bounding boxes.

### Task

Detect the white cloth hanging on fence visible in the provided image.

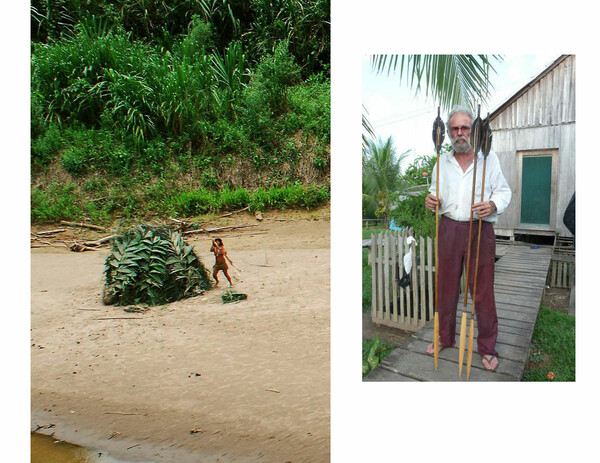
[403,236,417,274]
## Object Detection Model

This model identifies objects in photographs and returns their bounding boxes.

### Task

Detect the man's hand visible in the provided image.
[425,194,441,211]
[472,201,496,218]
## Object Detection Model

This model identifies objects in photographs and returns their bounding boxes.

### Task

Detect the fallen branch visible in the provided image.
[183,224,258,235]
[60,220,108,232]
[31,238,54,246]
[95,317,143,320]
[220,206,250,218]
[34,228,66,236]
[83,235,117,247]
[68,242,100,252]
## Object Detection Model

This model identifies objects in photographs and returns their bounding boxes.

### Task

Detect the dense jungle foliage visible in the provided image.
[31,0,330,225]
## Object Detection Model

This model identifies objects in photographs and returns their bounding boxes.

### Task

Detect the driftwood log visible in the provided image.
[183,224,258,236]
[60,220,108,232]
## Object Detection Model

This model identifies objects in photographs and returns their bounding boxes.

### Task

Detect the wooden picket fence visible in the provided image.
[549,252,575,289]
[368,229,436,332]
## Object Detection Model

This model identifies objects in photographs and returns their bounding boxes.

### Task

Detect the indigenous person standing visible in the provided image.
[210,238,233,287]
[424,106,511,371]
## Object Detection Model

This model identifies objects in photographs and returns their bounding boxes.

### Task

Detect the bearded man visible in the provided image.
[424,106,511,372]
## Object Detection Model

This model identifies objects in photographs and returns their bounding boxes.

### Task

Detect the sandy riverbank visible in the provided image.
[31,209,330,462]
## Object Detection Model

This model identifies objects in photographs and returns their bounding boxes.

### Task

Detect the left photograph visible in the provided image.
[30,1,330,462]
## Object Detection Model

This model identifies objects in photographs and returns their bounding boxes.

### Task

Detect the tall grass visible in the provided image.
[174,184,330,216]
[31,181,330,225]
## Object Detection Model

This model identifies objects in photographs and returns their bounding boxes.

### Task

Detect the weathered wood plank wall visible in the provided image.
[490,55,575,238]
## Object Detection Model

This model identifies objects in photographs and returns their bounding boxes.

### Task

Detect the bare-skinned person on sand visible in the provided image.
[210,237,233,287]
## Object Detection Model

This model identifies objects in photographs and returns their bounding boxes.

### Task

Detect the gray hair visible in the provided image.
[446,105,474,129]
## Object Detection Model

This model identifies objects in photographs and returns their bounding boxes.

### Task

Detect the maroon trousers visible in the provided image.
[437,215,498,356]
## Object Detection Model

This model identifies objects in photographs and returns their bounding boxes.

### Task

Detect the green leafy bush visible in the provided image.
[61,147,90,175]
[389,154,439,238]
[288,76,330,141]
[31,124,63,165]
[103,225,211,306]
[362,336,396,376]
[31,183,82,223]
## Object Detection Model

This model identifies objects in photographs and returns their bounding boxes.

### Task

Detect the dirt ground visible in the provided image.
[31,208,330,462]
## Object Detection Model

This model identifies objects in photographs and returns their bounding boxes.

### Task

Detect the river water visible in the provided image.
[31,433,134,463]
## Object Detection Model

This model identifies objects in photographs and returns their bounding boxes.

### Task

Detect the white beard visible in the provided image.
[451,136,471,153]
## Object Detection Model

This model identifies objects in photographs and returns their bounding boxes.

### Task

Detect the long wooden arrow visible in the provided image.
[458,104,484,378]
[432,106,445,370]
[465,114,492,380]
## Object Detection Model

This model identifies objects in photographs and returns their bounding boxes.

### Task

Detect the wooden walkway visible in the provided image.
[365,244,553,382]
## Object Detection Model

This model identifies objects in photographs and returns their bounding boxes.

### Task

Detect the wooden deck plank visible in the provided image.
[402,338,524,378]
[366,245,552,381]
[363,367,420,382]
[375,347,516,382]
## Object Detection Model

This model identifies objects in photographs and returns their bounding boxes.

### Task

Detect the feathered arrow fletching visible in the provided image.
[432,107,445,152]
[470,104,484,155]
[481,114,492,158]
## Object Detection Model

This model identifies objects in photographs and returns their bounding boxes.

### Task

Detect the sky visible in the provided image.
[362,54,560,169]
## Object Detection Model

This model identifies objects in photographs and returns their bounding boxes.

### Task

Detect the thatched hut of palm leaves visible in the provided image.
[103,225,211,306]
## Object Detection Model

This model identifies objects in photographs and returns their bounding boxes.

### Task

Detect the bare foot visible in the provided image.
[426,343,445,355]
[482,355,499,371]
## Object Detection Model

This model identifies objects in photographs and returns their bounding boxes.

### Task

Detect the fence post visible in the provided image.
[370,232,377,321]
[377,233,384,321]
[410,237,418,328]
[384,231,391,322]
[391,230,399,323]
[398,230,405,324]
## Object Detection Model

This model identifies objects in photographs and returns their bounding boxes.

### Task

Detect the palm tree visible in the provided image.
[362,104,376,153]
[362,136,408,222]
[370,54,502,112]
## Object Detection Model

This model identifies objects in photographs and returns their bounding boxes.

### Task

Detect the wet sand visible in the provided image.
[31,209,330,462]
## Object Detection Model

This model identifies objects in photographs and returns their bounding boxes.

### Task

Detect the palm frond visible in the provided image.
[370,54,502,111]
[104,225,211,306]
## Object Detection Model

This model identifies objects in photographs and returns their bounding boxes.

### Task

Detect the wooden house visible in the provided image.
[489,54,575,240]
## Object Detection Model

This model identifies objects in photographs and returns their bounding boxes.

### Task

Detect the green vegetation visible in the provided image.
[103,225,211,306]
[522,305,575,382]
[388,151,445,238]
[222,290,248,304]
[369,55,502,112]
[362,336,397,377]
[362,136,406,221]
[31,1,330,225]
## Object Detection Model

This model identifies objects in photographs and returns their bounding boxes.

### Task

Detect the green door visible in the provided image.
[521,155,552,225]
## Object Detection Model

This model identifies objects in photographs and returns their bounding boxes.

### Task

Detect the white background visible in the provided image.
[3,2,599,461]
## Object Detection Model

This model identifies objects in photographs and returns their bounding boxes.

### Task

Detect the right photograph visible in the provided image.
[362,54,575,382]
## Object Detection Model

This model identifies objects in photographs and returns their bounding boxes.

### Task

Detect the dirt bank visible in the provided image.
[31,208,330,462]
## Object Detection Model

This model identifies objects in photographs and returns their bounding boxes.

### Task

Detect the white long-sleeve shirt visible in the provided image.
[428,150,511,223]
